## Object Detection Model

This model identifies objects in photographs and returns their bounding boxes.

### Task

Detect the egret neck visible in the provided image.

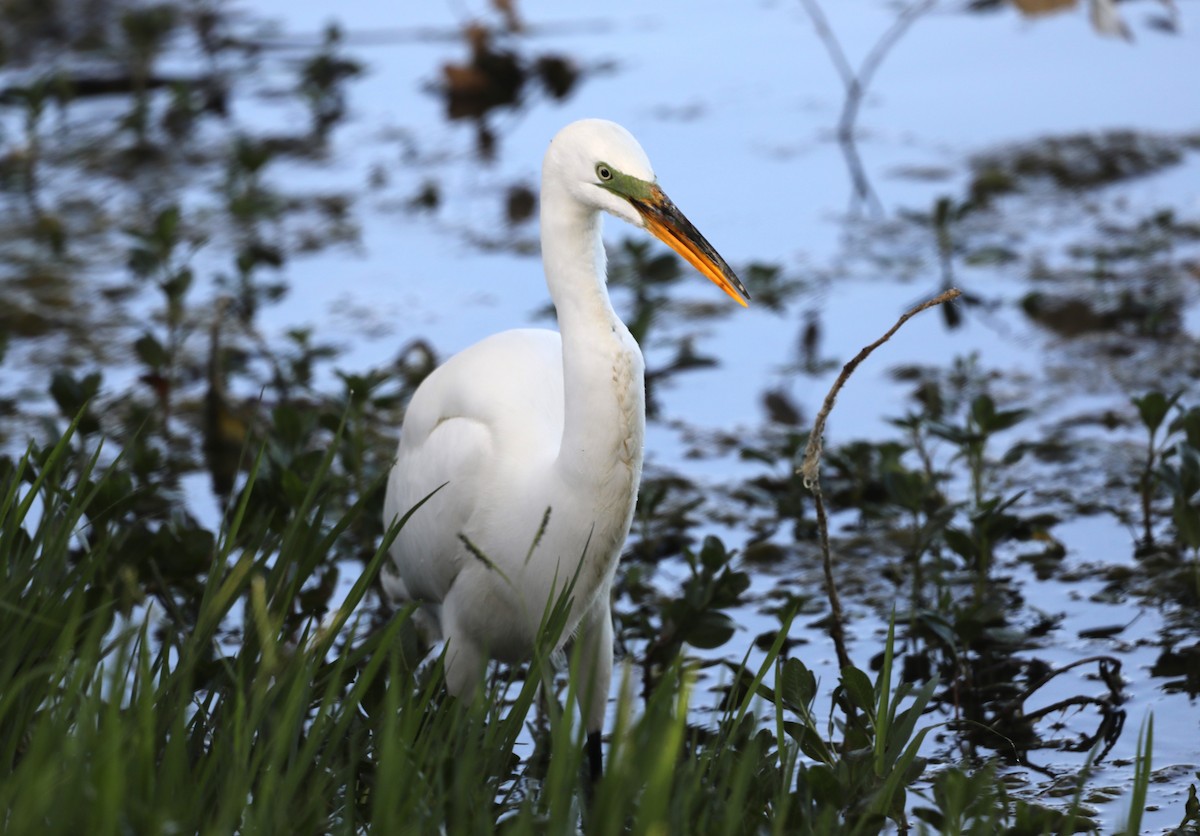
[539,173,646,563]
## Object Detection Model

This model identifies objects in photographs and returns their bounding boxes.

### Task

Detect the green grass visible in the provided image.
[1116,714,1153,836]
[0,419,1177,835]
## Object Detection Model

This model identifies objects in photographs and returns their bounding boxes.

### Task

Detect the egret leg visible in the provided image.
[576,591,614,778]
[441,596,487,704]
[380,566,444,641]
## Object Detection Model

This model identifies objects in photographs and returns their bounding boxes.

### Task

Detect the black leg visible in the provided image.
[586,730,603,781]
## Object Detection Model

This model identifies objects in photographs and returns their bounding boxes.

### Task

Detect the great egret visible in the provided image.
[383,119,748,775]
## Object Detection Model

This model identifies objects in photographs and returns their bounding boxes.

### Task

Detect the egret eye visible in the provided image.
[596,163,613,182]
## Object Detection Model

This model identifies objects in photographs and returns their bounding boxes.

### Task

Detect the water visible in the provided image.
[4,0,1200,829]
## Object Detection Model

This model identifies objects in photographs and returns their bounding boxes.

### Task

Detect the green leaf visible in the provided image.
[154,204,181,246]
[840,666,875,713]
[800,763,845,806]
[779,657,816,710]
[162,266,193,301]
[48,370,102,435]
[127,245,160,277]
[988,407,1030,433]
[684,610,735,650]
[1132,391,1180,436]
[1173,498,1200,552]
[942,527,977,561]
[916,610,959,656]
[884,678,939,768]
[698,535,728,572]
[928,421,971,446]
[971,393,1028,433]
[785,722,833,763]
[133,333,167,369]
[970,394,995,429]
[281,468,308,507]
[272,404,312,450]
[1170,406,1200,450]
[884,469,927,512]
[712,568,750,607]
[1175,443,1200,499]
[911,806,945,829]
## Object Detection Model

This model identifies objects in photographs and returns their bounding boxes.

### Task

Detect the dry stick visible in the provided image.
[798,287,962,672]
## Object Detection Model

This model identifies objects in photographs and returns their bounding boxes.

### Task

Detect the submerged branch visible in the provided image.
[798,0,937,215]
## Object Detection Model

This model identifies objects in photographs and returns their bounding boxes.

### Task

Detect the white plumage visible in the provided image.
[382,119,748,771]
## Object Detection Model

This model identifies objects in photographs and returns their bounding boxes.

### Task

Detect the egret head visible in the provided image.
[546,119,750,306]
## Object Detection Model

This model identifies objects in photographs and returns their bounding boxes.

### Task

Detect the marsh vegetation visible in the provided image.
[2,0,1199,832]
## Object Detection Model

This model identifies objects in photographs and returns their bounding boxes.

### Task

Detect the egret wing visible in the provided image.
[383,329,565,605]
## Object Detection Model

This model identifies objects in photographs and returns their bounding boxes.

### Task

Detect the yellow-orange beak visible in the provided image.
[632,187,749,307]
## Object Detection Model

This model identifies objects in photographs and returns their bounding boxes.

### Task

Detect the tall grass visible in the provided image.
[0,421,1167,834]
[0,422,741,833]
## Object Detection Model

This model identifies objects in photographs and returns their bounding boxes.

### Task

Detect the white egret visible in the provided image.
[382,119,748,775]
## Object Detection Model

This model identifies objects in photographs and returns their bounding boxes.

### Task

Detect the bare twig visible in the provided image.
[799,287,962,672]
[810,478,851,671]
[800,288,961,486]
